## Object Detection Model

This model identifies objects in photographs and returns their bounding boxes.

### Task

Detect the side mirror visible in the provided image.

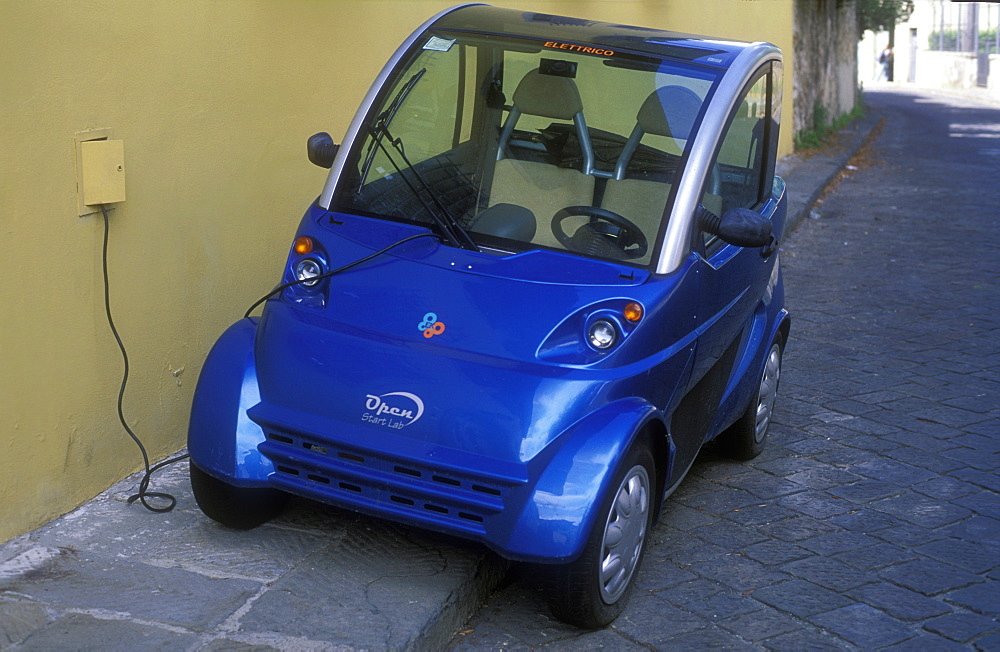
[697,206,772,248]
[307,132,339,169]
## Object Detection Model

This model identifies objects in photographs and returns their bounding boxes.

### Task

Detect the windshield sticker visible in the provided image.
[423,36,456,52]
[543,41,614,57]
[363,391,424,429]
[419,312,446,338]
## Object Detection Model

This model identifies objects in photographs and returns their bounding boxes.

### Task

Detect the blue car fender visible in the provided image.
[499,398,668,563]
[187,318,274,485]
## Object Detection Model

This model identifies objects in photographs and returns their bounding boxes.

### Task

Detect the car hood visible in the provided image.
[249,208,691,466]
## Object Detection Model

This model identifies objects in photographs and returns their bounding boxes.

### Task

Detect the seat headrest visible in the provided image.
[637,86,703,140]
[512,69,584,120]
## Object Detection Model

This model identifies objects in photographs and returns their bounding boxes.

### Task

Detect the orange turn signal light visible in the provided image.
[294,236,314,255]
[623,302,644,323]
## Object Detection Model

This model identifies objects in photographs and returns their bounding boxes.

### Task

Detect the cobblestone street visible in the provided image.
[452,90,1000,650]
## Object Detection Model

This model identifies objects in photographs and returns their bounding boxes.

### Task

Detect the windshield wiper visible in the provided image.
[358,66,478,251]
[359,68,426,187]
[369,123,479,252]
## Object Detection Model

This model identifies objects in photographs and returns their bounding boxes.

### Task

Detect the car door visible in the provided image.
[675,65,782,450]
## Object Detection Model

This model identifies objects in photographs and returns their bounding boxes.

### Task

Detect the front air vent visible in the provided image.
[395,465,421,478]
[260,428,520,535]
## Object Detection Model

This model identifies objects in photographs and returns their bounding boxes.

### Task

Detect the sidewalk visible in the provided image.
[0,110,882,650]
[0,457,506,649]
[776,105,883,231]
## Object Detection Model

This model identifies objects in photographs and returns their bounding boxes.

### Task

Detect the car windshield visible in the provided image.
[331,31,721,267]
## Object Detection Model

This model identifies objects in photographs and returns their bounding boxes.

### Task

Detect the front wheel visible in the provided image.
[546,443,655,629]
[718,337,783,460]
[189,460,287,529]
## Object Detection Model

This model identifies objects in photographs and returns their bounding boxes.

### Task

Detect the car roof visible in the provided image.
[431,3,752,69]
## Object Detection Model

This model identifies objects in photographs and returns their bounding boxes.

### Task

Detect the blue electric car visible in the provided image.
[189,4,789,628]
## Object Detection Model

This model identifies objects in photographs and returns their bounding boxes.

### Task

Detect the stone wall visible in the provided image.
[793,0,859,136]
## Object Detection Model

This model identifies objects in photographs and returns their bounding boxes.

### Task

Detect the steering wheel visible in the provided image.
[552,206,649,260]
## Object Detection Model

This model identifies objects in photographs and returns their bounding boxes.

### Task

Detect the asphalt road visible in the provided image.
[450,89,1000,650]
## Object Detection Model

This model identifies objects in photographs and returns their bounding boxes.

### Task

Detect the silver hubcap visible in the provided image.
[754,343,782,443]
[598,464,650,604]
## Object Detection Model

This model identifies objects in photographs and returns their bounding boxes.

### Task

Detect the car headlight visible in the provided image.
[294,258,323,287]
[587,319,618,350]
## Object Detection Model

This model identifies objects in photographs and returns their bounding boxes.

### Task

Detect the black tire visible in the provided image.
[546,443,655,629]
[717,337,783,460]
[189,460,287,529]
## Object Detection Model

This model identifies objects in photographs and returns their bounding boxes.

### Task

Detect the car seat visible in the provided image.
[601,86,720,250]
[488,69,596,248]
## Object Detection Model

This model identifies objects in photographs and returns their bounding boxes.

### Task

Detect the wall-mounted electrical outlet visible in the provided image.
[81,140,126,207]
[75,128,126,216]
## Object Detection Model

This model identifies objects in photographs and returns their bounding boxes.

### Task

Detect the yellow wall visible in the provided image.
[0,0,794,543]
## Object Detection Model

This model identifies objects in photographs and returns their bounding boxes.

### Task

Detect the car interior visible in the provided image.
[333,38,767,267]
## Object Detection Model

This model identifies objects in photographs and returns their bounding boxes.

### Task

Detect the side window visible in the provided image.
[701,72,769,249]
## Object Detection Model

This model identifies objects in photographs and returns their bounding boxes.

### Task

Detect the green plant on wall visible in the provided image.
[794,94,866,151]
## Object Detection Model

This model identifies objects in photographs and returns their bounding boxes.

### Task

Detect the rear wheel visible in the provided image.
[718,337,783,460]
[189,460,287,529]
[546,443,655,629]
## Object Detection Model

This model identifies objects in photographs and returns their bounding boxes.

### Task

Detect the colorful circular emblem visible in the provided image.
[419,312,446,338]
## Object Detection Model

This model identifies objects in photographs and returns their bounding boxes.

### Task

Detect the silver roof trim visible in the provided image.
[318,4,484,209]
[655,41,781,275]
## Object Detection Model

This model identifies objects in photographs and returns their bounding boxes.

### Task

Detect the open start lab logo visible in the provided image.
[362,392,425,429]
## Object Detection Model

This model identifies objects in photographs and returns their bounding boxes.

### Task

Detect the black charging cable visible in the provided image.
[101,210,439,513]
[100,205,186,513]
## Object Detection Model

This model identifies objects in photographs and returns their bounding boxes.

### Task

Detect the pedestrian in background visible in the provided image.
[877,45,893,81]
